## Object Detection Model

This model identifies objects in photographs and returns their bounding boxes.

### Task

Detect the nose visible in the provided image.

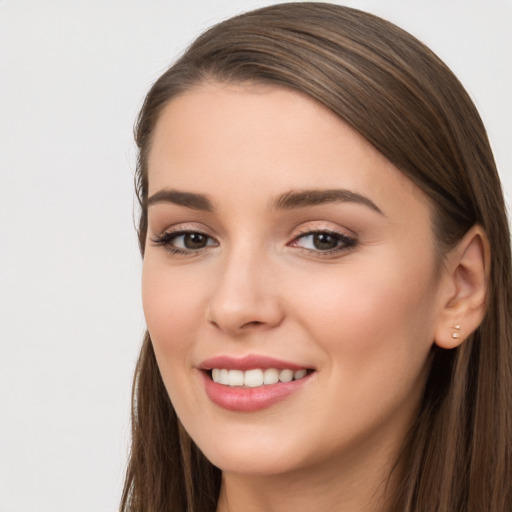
[206,248,285,334]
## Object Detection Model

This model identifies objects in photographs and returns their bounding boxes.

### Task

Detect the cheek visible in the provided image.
[292,263,438,445]
[141,260,207,362]
[141,259,214,417]
[294,256,438,375]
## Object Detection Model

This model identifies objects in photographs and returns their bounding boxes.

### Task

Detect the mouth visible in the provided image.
[208,367,312,388]
[199,355,315,411]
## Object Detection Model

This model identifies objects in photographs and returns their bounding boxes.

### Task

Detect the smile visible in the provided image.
[200,355,315,411]
[211,368,308,387]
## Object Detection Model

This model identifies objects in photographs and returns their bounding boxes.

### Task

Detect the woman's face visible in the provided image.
[142,84,449,477]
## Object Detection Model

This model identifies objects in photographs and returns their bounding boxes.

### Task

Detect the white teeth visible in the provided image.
[294,369,307,380]
[210,367,309,387]
[279,369,294,382]
[263,368,279,385]
[228,369,244,387]
[244,369,264,387]
[219,369,229,385]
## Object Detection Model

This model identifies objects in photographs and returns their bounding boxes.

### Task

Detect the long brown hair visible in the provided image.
[121,3,512,511]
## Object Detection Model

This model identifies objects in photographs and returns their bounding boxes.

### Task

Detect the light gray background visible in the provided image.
[0,1,510,511]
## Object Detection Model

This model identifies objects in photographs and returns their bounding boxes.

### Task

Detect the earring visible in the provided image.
[451,324,461,339]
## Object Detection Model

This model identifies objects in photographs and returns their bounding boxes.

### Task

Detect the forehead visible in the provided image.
[147,83,430,219]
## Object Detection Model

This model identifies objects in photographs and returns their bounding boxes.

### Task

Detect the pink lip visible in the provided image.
[200,354,310,371]
[201,371,312,412]
[198,354,314,412]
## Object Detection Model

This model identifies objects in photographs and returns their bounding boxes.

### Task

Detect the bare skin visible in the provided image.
[142,83,487,512]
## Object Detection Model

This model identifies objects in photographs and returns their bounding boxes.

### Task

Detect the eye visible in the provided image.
[151,230,218,254]
[175,232,212,250]
[290,230,356,254]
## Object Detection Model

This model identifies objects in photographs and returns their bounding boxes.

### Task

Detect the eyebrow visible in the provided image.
[272,189,384,215]
[146,187,383,216]
[146,189,214,211]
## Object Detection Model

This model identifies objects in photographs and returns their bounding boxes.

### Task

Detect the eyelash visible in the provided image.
[151,229,217,256]
[289,229,357,257]
[151,228,357,257]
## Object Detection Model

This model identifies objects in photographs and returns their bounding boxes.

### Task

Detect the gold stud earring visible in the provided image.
[451,324,461,339]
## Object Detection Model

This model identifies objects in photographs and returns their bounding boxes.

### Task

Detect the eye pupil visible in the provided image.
[184,233,208,249]
[313,233,338,250]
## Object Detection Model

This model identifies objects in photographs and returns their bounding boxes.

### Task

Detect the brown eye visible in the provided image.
[152,230,219,254]
[290,230,357,255]
[312,233,339,250]
[183,232,208,249]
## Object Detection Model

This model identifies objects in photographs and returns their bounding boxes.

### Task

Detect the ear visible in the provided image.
[434,225,490,349]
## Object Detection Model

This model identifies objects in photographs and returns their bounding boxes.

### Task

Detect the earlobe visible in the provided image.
[434,225,490,349]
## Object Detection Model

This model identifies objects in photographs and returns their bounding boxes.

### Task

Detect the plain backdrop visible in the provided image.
[0,1,510,511]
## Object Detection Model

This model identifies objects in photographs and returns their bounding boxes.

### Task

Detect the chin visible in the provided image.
[193,429,308,477]
[207,450,302,477]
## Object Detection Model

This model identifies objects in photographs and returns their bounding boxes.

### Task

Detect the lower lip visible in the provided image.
[201,371,312,412]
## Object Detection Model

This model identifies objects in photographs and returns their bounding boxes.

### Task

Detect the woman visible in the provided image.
[121,3,512,511]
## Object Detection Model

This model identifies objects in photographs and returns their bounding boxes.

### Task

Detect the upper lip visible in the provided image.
[199,354,312,371]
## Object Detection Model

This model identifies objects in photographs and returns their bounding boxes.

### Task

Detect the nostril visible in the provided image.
[243,321,264,328]
[206,295,285,333]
